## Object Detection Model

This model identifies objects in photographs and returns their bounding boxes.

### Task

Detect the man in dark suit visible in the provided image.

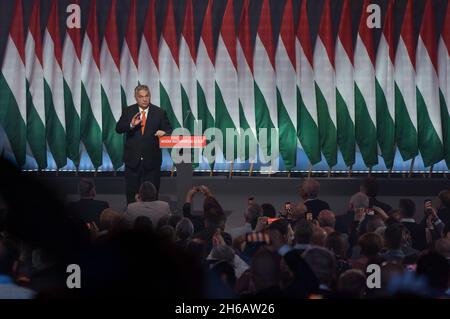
[66,179,109,230]
[300,178,330,219]
[116,85,172,203]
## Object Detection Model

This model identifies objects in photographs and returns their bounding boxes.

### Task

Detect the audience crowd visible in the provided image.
[0,158,449,299]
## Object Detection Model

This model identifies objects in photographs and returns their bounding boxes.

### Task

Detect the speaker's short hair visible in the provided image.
[134,84,150,95]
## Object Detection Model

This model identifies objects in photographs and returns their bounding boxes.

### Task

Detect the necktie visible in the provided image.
[141,111,146,135]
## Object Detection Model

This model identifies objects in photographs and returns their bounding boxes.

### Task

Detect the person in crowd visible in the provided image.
[183,185,218,233]
[66,179,109,230]
[0,239,35,299]
[325,232,351,277]
[124,181,171,227]
[261,203,277,218]
[350,232,384,272]
[175,218,194,249]
[229,203,262,240]
[416,251,450,297]
[360,177,392,214]
[302,247,336,298]
[318,210,336,235]
[335,192,369,235]
[437,189,450,225]
[299,179,330,219]
[399,199,426,251]
[337,269,366,298]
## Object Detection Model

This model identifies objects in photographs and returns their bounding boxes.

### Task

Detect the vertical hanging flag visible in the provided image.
[25,0,47,169]
[254,0,277,159]
[313,0,337,168]
[159,0,182,129]
[335,0,355,167]
[296,0,320,165]
[120,0,139,107]
[438,0,450,168]
[179,0,197,134]
[237,0,257,162]
[43,0,67,168]
[100,0,123,169]
[375,0,395,169]
[395,0,418,161]
[62,0,81,165]
[81,0,102,169]
[354,0,378,167]
[416,0,443,167]
[0,0,26,167]
[276,0,297,170]
[197,0,215,134]
[139,0,160,106]
[216,0,239,161]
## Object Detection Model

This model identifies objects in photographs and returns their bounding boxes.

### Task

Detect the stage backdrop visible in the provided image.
[0,0,449,173]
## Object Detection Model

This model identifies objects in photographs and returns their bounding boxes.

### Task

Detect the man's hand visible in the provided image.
[155,130,166,137]
[199,185,212,197]
[130,112,142,127]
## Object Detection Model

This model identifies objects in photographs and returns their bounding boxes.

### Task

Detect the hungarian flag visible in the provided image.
[275,0,297,170]
[216,0,239,161]
[313,0,337,168]
[196,0,215,135]
[296,0,320,165]
[43,0,66,168]
[120,0,139,107]
[375,0,395,169]
[416,0,443,167]
[354,0,378,167]
[394,0,418,161]
[254,0,277,160]
[25,0,47,169]
[62,0,81,165]
[138,0,160,106]
[237,0,257,161]
[439,0,450,168]
[179,0,197,134]
[81,0,102,169]
[100,0,123,169]
[335,0,355,167]
[159,0,182,129]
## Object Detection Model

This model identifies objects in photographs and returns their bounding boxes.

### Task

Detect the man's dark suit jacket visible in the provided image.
[115,104,172,169]
[66,198,109,230]
[305,198,331,219]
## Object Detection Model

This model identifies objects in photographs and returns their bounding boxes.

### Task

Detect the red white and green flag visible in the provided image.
[313,0,337,168]
[25,0,47,169]
[120,0,139,107]
[375,0,395,169]
[335,0,355,167]
[254,0,277,160]
[275,0,297,169]
[138,0,160,106]
[62,0,81,165]
[43,0,67,168]
[438,0,450,167]
[159,0,182,128]
[81,0,102,168]
[100,0,123,169]
[179,0,197,134]
[394,0,418,161]
[216,0,239,161]
[296,0,320,165]
[354,0,378,167]
[416,0,443,166]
